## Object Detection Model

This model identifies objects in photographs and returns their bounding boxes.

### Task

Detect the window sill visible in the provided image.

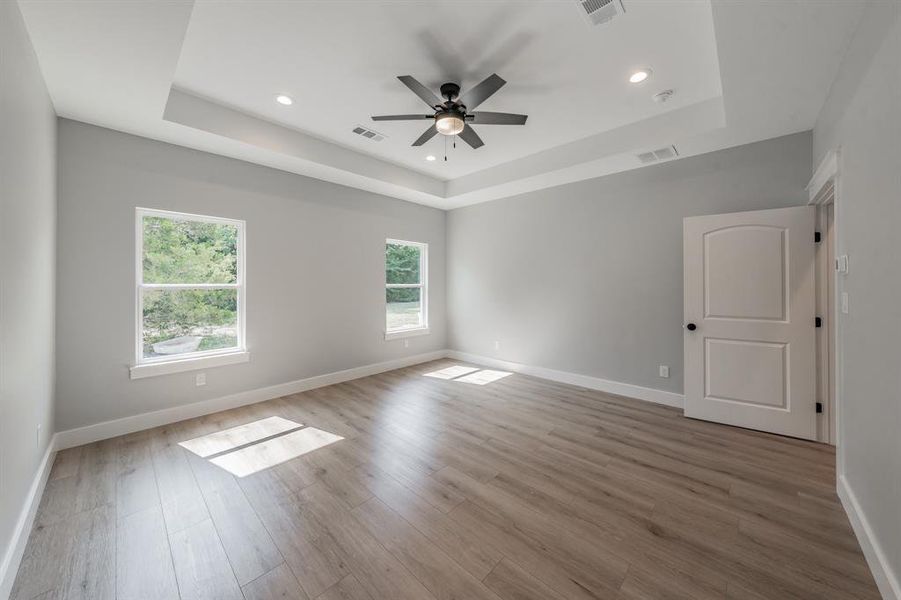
[385,327,430,341]
[130,350,249,380]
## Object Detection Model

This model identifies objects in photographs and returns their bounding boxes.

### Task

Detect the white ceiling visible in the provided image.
[174,0,722,180]
[18,0,864,209]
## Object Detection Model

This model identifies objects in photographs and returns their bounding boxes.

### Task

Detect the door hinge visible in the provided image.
[814,231,821,243]
[816,402,823,413]
[815,316,822,328]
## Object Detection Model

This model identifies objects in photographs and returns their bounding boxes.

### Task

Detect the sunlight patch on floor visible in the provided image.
[179,415,301,457]
[423,366,513,385]
[179,416,343,477]
[423,365,480,379]
[455,369,513,385]
[209,426,344,477]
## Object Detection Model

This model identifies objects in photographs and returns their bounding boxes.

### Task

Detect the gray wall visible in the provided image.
[447,132,811,395]
[813,1,900,593]
[0,0,57,586]
[56,120,446,431]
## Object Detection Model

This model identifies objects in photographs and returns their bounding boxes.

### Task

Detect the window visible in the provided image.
[385,239,428,339]
[132,208,247,378]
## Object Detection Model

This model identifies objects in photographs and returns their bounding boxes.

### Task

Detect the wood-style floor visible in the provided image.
[11,359,879,600]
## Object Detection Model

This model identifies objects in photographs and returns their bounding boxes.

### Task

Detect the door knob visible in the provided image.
[686,323,697,331]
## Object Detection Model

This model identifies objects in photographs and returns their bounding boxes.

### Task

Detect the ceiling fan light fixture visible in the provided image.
[275,94,294,106]
[435,112,465,136]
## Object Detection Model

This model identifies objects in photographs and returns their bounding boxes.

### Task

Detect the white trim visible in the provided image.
[58,350,447,450]
[807,149,844,452]
[130,350,250,379]
[140,283,240,290]
[384,327,431,341]
[67,347,684,450]
[807,148,839,205]
[0,434,58,600]
[808,149,845,472]
[831,152,845,477]
[135,208,247,368]
[813,202,835,444]
[446,350,684,408]
[838,475,901,600]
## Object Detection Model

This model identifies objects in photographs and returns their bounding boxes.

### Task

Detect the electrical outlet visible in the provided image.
[36,423,42,450]
[659,365,670,378]
[195,373,206,386]
[403,338,410,348]
[494,340,500,351]
[841,292,849,314]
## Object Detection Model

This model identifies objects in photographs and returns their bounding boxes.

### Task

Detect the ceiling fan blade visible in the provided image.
[411,125,438,146]
[371,114,434,121]
[459,74,506,110]
[397,75,442,108]
[468,111,528,125]
[458,125,484,149]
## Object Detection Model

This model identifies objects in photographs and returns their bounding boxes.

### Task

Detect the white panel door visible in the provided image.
[683,206,816,439]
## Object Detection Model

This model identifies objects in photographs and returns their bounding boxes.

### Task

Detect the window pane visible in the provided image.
[143,216,238,284]
[386,243,421,284]
[142,288,238,358]
[386,287,422,330]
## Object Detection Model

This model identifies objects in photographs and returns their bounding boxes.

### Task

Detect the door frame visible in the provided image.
[806,147,841,450]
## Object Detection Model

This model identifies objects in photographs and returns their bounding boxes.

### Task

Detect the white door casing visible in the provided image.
[683,206,817,440]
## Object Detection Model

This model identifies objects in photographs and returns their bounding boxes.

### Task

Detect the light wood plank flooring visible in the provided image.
[11,360,880,600]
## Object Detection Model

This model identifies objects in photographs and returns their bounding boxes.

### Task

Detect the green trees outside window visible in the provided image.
[140,213,242,359]
[386,241,426,331]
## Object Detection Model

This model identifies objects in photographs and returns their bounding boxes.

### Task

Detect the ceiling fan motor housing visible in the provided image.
[439,82,461,102]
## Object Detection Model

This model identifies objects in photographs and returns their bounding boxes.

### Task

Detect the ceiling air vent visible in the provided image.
[636,145,679,164]
[352,125,386,142]
[577,0,625,26]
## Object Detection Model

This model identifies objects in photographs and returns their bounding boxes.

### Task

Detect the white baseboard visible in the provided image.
[55,348,685,451]
[55,350,447,450]
[0,434,58,600]
[838,475,900,600]
[446,350,684,409]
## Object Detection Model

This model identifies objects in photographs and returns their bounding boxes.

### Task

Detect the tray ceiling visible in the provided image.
[19,0,864,209]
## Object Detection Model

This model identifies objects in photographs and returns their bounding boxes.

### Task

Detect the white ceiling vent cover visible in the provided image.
[636,145,679,164]
[352,125,386,142]
[577,0,625,26]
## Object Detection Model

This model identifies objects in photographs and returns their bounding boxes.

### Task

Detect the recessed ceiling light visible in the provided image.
[629,69,652,84]
[275,94,293,106]
[425,155,436,161]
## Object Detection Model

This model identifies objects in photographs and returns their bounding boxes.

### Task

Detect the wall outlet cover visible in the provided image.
[836,254,849,274]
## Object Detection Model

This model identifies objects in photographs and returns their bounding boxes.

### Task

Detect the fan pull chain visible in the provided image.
[444,135,447,162]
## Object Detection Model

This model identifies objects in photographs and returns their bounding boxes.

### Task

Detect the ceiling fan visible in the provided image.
[372,74,527,149]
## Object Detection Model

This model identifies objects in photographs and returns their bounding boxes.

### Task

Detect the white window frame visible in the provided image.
[130,208,248,379]
[385,238,429,340]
